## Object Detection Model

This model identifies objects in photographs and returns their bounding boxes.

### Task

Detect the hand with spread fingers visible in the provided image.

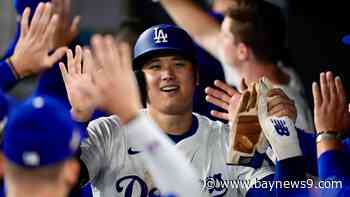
[59,46,98,122]
[52,0,80,48]
[205,79,297,123]
[89,35,141,124]
[312,72,350,156]
[205,79,266,165]
[60,36,141,123]
[205,79,243,122]
[313,71,350,134]
[10,3,67,79]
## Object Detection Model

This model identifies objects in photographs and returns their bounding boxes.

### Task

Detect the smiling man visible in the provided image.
[63,24,307,197]
[78,24,274,197]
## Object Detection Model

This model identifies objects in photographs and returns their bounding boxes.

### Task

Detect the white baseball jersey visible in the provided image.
[276,63,314,132]
[81,112,274,197]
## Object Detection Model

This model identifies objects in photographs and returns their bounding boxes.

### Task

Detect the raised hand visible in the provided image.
[312,71,350,133]
[205,79,297,122]
[52,0,80,48]
[59,46,98,122]
[10,3,67,79]
[88,35,141,124]
[205,80,241,121]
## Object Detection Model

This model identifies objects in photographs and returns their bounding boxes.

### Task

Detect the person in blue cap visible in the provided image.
[2,96,82,197]
[58,33,204,197]
[59,24,310,196]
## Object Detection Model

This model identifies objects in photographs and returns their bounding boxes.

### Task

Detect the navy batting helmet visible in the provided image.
[133,24,197,70]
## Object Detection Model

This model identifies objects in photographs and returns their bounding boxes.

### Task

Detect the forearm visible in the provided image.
[317,138,342,158]
[159,0,221,59]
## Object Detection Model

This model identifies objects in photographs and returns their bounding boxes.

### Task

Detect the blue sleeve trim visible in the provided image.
[0,60,17,91]
[318,150,349,180]
[297,128,318,175]
[275,156,306,181]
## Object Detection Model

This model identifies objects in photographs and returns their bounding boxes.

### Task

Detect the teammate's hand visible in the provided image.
[266,88,297,123]
[312,71,350,133]
[205,79,297,123]
[59,46,98,122]
[88,35,141,124]
[205,80,242,121]
[10,3,67,79]
[52,0,80,48]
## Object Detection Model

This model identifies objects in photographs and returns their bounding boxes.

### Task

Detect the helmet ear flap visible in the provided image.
[134,70,148,108]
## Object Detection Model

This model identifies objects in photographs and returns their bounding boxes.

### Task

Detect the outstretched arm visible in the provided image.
[0,3,67,91]
[159,0,221,59]
[313,71,350,197]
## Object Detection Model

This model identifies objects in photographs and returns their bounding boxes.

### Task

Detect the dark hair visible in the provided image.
[115,18,147,49]
[226,0,286,64]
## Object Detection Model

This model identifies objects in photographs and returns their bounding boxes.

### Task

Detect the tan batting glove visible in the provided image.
[227,82,268,166]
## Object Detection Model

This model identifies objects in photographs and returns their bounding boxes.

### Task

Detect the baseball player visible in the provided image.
[2,96,82,197]
[59,34,204,197]
[59,24,308,197]
[156,0,314,132]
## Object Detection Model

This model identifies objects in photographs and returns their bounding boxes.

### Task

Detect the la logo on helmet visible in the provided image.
[154,27,168,43]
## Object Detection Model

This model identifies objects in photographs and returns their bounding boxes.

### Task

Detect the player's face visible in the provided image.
[220,17,239,68]
[142,55,196,115]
